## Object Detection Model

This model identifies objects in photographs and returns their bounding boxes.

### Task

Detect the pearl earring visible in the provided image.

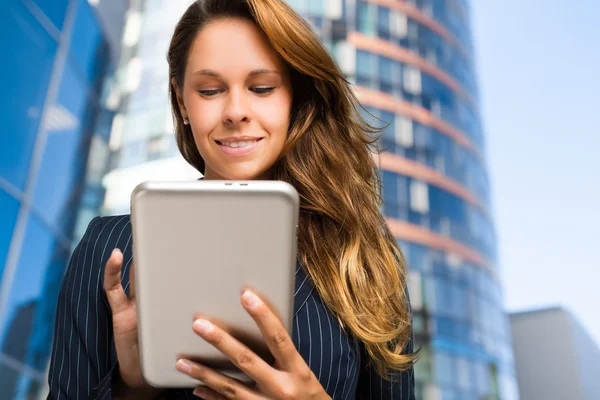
[183,118,189,125]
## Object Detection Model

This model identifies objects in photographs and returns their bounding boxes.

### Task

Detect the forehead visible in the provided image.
[186,18,287,76]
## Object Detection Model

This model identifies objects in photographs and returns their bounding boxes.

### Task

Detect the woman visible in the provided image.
[47,0,417,398]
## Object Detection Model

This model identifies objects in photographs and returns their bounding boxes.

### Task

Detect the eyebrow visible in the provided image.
[193,69,281,77]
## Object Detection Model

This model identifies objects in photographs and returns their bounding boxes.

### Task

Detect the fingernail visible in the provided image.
[176,359,192,374]
[193,319,213,334]
[193,387,207,397]
[242,290,259,307]
[111,248,121,256]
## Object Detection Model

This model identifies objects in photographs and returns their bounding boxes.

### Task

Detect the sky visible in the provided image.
[471,0,600,345]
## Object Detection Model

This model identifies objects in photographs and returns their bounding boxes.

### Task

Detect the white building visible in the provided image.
[510,307,600,400]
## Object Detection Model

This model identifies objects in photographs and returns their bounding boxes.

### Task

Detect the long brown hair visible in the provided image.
[167,0,417,377]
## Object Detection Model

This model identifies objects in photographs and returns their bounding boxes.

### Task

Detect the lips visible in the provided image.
[215,137,263,157]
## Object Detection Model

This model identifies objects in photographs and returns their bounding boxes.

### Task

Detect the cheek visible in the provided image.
[189,103,220,142]
[256,98,292,140]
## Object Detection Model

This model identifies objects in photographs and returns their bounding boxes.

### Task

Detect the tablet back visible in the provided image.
[131,180,299,387]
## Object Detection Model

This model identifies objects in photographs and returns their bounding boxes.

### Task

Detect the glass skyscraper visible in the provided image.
[97,0,518,399]
[345,1,519,399]
[0,0,126,398]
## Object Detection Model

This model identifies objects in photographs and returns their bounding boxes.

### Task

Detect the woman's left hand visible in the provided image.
[175,289,331,400]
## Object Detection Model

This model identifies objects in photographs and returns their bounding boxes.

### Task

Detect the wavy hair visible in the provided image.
[167,0,417,377]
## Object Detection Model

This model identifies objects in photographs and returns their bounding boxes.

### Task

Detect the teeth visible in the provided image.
[221,139,258,148]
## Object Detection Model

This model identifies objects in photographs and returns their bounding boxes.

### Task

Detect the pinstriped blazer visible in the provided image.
[46,215,415,399]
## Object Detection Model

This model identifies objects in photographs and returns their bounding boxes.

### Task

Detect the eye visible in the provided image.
[198,89,221,96]
[251,87,275,95]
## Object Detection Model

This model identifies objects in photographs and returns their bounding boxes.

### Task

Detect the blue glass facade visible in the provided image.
[0,0,119,398]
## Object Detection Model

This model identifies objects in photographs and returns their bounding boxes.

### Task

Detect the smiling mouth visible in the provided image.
[215,138,264,148]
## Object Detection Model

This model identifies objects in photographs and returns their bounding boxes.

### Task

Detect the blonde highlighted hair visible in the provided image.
[167,0,418,378]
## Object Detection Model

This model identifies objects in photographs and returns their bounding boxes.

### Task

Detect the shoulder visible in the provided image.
[84,214,131,238]
[79,214,132,260]
[65,214,133,290]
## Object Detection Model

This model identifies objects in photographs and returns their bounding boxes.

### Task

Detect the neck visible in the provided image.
[201,169,276,181]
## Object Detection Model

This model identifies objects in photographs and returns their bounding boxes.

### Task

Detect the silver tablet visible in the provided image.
[130,180,299,388]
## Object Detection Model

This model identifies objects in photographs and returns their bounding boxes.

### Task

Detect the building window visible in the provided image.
[381,169,398,206]
[379,56,394,89]
[408,270,423,310]
[307,0,322,15]
[325,0,343,19]
[357,1,376,36]
[410,180,429,214]
[403,66,422,95]
[395,116,414,147]
[433,350,454,385]
[356,49,375,84]
[377,6,390,39]
[380,110,395,141]
[390,10,408,39]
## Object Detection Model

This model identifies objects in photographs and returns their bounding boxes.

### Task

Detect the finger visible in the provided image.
[176,360,262,400]
[193,385,228,399]
[191,319,277,387]
[241,290,299,370]
[128,260,136,301]
[103,249,129,314]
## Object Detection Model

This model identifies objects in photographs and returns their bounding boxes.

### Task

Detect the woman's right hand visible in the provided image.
[104,249,164,398]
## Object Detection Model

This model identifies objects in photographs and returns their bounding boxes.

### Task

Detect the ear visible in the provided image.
[171,77,187,118]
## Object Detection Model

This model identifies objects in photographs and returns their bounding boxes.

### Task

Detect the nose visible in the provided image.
[223,87,251,126]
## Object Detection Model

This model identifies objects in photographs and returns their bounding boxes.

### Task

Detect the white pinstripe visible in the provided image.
[89,216,127,391]
[295,315,301,353]
[103,218,129,362]
[53,217,100,397]
[86,217,121,392]
[394,364,400,396]
[72,218,109,398]
[118,229,133,286]
[98,385,110,400]
[54,228,83,398]
[63,218,107,399]
[92,370,110,400]
[106,221,132,372]
[348,345,359,398]
[294,273,308,296]
[306,302,312,369]
[50,225,80,394]
[122,255,133,293]
[330,322,343,398]
[340,331,355,399]
[311,297,323,381]
[390,367,393,398]
[324,301,334,392]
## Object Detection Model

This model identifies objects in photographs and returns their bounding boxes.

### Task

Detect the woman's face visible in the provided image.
[174,18,293,180]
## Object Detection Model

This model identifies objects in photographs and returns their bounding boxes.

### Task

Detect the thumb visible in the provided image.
[104,249,130,314]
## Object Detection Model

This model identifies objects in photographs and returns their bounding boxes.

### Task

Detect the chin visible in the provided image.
[218,166,272,181]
